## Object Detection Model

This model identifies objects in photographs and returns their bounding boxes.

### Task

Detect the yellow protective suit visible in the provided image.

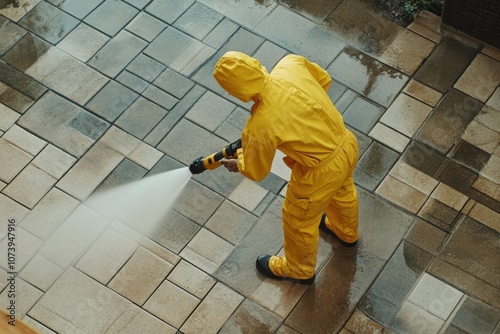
[213,51,359,280]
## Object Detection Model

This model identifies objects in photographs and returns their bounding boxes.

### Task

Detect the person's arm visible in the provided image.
[234,137,275,181]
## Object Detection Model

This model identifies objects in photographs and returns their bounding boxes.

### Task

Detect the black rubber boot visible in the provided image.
[256,255,315,285]
[319,214,358,247]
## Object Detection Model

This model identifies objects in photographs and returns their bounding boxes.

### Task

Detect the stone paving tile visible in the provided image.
[389,160,439,195]
[0,103,20,132]
[403,79,443,107]
[452,140,491,173]
[0,17,27,55]
[88,30,148,78]
[344,309,386,334]
[22,317,57,334]
[174,2,224,40]
[377,175,428,214]
[228,178,269,212]
[219,298,282,333]
[469,202,500,233]
[31,144,76,179]
[405,218,448,255]
[126,53,165,83]
[391,300,445,333]
[0,83,35,113]
[128,142,163,169]
[83,0,138,37]
[116,70,150,94]
[3,32,51,71]
[253,40,288,70]
[186,91,236,131]
[462,119,500,154]
[448,296,500,333]
[58,0,104,20]
[368,122,409,153]
[57,23,109,63]
[0,0,41,22]
[85,81,139,122]
[115,97,168,139]
[125,11,166,42]
[407,10,442,43]
[343,96,385,133]
[0,277,42,319]
[0,137,32,183]
[108,246,174,305]
[19,254,64,291]
[180,282,244,334]
[0,55,47,100]
[454,53,500,103]
[145,0,193,24]
[18,1,79,44]
[167,260,216,299]
[328,46,409,108]
[203,17,239,49]
[0,226,42,271]
[143,280,200,328]
[354,141,400,191]
[152,68,195,99]
[142,85,178,110]
[98,125,140,156]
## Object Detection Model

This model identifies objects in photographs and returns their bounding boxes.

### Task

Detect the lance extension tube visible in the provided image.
[189,139,242,174]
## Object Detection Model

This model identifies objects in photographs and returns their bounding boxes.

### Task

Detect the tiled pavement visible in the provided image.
[0,0,499,333]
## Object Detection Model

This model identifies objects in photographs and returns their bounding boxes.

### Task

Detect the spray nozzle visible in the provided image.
[189,139,242,174]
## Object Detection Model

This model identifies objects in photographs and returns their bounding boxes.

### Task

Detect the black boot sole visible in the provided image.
[256,255,315,285]
[319,214,358,247]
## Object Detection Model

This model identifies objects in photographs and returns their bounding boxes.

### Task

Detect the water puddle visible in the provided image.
[0,0,20,9]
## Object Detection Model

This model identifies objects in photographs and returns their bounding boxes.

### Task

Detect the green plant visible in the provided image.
[403,0,444,21]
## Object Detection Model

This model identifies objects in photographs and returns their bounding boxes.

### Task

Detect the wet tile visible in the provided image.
[481,154,500,184]
[455,53,500,103]
[380,30,435,75]
[355,141,400,191]
[343,96,385,133]
[57,23,109,62]
[59,0,104,19]
[255,5,343,68]
[19,188,79,241]
[167,260,216,299]
[376,175,428,214]
[76,229,138,284]
[153,67,195,99]
[125,11,166,42]
[93,159,147,194]
[19,254,63,291]
[431,183,468,211]
[381,93,433,137]
[85,81,138,122]
[472,176,499,202]
[145,0,193,24]
[391,301,445,333]
[198,0,276,29]
[186,91,236,131]
[88,30,147,78]
[414,37,477,93]
[415,89,483,154]
[408,13,442,43]
[0,55,47,99]
[448,296,500,333]
[180,227,234,274]
[452,140,491,173]
[389,160,439,195]
[19,1,79,44]
[277,325,301,334]
[0,277,42,319]
[148,210,200,253]
[203,17,239,49]
[108,246,174,305]
[359,242,433,326]
[116,70,150,93]
[369,122,409,153]
[402,141,449,179]
[142,85,178,110]
[403,79,443,107]
[419,198,461,231]
[0,0,41,22]
[180,282,244,334]
[0,20,27,55]
[328,47,409,107]
[219,298,282,333]
[115,97,169,139]
[0,103,20,131]
[144,27,205,71]
[344,309,385,334]
[143,280,200,327]
[0,137,32,183]
[128,142,163,170]
[98,126,141,156]
[174,2,223,41]
[3,164,56,208]
[126,53,165,83]
[3,32,51,72]
[462,119,500,154]
[0,86,34,113]
[405,218,448,255]
[56,141,124,200]
[469,202,500,234]
[205,200,258,245]
[481,89,500,130]
[84,0,138,36]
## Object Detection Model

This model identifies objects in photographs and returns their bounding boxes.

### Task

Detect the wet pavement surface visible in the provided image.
[0,0,499,333]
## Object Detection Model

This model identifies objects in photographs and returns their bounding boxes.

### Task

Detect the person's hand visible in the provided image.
[220,158,239,173]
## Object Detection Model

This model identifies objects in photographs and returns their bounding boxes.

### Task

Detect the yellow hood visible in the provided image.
[213,51,268,102]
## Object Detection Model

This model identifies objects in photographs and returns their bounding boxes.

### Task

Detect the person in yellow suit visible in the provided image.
[214,51,359,284]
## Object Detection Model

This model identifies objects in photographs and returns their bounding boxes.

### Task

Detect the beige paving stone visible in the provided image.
[180,228,235,274]
[19,254,64,291]
[0,180,5,191]
[392,301,445,333]
[228,178,268,212]
[403,79,443,107]
[57,23,110,63]
[469,202,500,233]
[407,10,441,42]
[0,226,42,272]
[3,124,46,155]
[0,103,20,131]
[107,310,177,334]
[454,53,500,103]
[31,144,77,179]
[344,309,385,333]
[108,246,174,306]
[251,279,308,318]
[3,164,57,208]
[28,267,143,334]
[99,126,141,156]
[376,175,428,214]
[128,141,163,169]
[481,154,500,184]
[380,29,436,75]
[486,86,500,111]
[0,138,32,183]
[76,229,138,284]
[23,317,58,334]
[0,277,43,319]
[431,183,469,211]
[380,93,433,137]
[462,119,500,154]
[167,260,216,299]
[19,188,79,241]
[482,45,500,61]
[144,280,200,328]
[38,204,109,268]
[56,141,124,201]
[476,105,500,134]
[473,176,499,201]
[369,122,410,153]
[0,268,6,291]
[389,160,439,195]
[0,194,29,240]
[180,282,244,334]
[271,149,291,181]
[0,0,41,22]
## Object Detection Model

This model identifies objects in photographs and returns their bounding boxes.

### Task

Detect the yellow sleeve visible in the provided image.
[237,137,275,181]
[294,55,332,91]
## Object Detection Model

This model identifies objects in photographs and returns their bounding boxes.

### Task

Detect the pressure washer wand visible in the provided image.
[189,139,242,174]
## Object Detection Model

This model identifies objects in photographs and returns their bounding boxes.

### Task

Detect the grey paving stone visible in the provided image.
[253,40,288,71]
[0,87,34,113]
[144,27,205,71]
[115,97,168,139]
[59,0,104,19]
[452,140,491,174]
[126,53,165,83]
[19,1,79,44]
[178,44,217,77]
[0,19,27,55]
[343,96,385,133]
[116,70,150,93]
[0,54,47,99]
[334,88,358,113]
[220,299,281,333]
[414,37,477,93]
[149,209,201,253]
[328,46,409,108]
[355,141,400,191]
[125,11,166,42]
[349,126,373,157]
[89,30,147,78]
[419,198,461,231]
[203,18,239,49]
[68,110,110,141]
[174,2,223,40]
[415,89,483,154]
[122,0,150,9]
[186,91,236,132]
[3,32,51,71]
[153,68,195,99]
[215,107,249,142]
[85,80,139,122]
[448,296,500,333]
[142,85,178,110]
[405,218,448,255]
[145,0,194,24]
[56,23,109,63]
[401,141,449,179]
[83,0,138,37]
[93,159,147,195]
